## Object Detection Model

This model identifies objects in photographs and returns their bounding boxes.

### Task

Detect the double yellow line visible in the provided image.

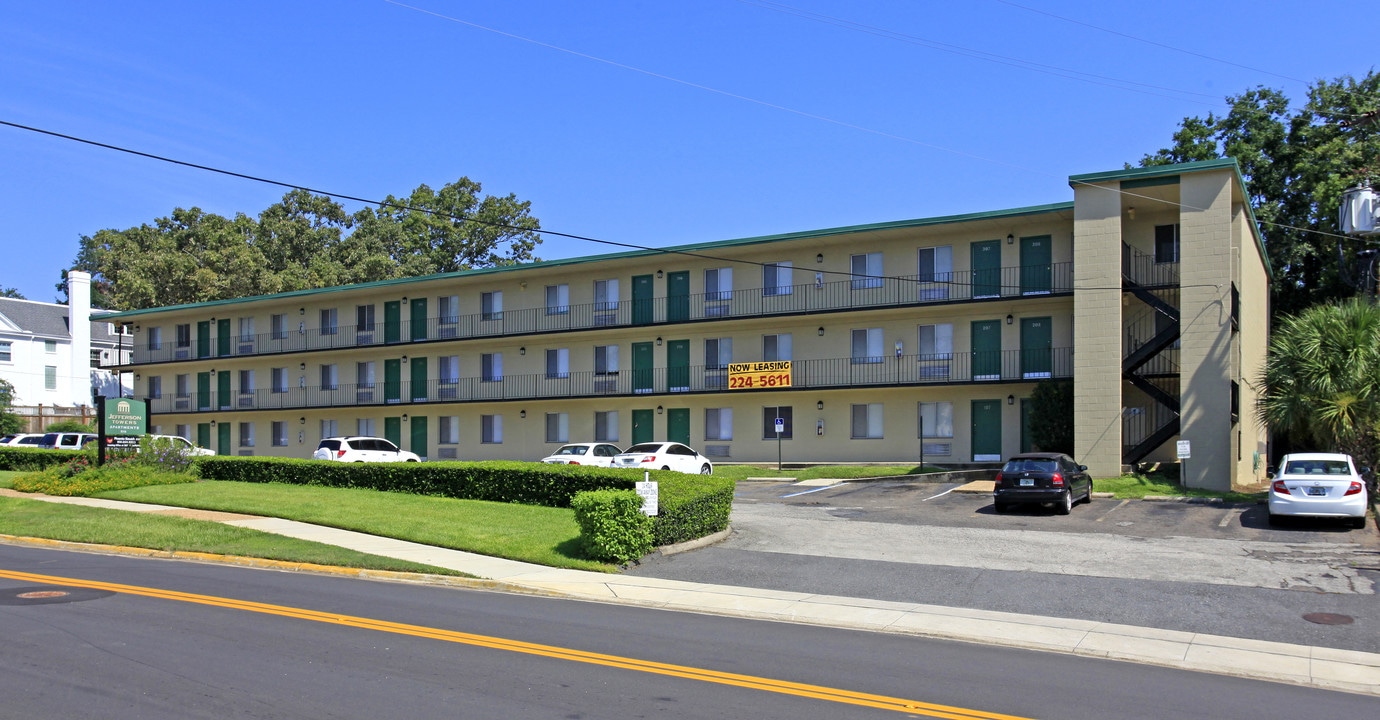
[0,568,1030,719]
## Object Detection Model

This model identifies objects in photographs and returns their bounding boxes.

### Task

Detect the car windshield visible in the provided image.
[555,445,589,456]
[1283,459,1352,475]
[625,443,662,454]
[1003,458,1059,473]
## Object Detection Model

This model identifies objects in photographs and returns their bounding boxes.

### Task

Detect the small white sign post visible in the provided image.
[775,416,785,471]
[636,472,658,516]
[1176,440,1191,487]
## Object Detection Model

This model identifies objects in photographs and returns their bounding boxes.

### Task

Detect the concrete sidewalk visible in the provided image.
[2,490,1377,697]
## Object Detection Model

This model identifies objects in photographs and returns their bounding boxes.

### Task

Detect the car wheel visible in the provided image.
[1267,511,1283,527]
[1352,515,1369,530]
[1056,490,1072,515]
[661,466,671,471]
[700,464,712,475]
[1083,485,1093,505]
[993,501,1008,513]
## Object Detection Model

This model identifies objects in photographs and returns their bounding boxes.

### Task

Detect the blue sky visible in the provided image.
[0,1,1370,304]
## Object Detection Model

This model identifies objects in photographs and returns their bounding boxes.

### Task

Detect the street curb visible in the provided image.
[655,526,732,556]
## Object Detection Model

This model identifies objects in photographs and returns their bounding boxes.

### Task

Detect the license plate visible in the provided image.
[1019,478,1034,487]
[1306,486,1328,496]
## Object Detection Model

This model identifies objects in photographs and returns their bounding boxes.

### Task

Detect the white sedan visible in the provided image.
[540,443,624,467]
[1268,453,1369,529]
[612,442,713,475]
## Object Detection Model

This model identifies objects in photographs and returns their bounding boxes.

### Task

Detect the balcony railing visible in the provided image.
[1123,311,1179,377]
[1122,243,1179,287]
[129,263,1073,365]
[145,348,1073,414]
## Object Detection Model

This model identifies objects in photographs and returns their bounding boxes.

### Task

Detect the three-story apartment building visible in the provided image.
[97,159,1270,491]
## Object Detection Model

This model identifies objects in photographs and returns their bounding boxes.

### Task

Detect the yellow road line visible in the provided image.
[0,568,1031,719]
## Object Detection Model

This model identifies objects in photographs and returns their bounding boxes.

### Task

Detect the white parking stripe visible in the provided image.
[921,487,956,502]
[780,483,846,498]
[1095,499,1131,522]
[1219,508,1245,527]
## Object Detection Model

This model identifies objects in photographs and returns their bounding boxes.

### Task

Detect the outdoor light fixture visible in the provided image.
[519,281,527,290]
[401,356,408,364]
[402,297,408,303]
[1006,314,1014,325]
[402,414,409,422]
[134,374,140,380]
[1007,395,1015,406]
[817,400,824,410]
[134,325,140,332]
[1007,233,1014,245]
[656,337,663,346]
[657,406,664,415]
[299,417,305,425]
[299,363,306,371]
[817,327,825,336]
[520,410,527,419]
[656,269,664,279]
[519,347,526,356]
[1127,207,1136,220]
[299,308,304,315]
[816,253,823,264]
[210,420,216,427]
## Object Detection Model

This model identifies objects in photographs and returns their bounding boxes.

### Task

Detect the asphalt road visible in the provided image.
[0,544,1374,719]
[629,480,1380,653]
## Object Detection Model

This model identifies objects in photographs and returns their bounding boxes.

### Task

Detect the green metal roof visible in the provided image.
[93,200,1075,321]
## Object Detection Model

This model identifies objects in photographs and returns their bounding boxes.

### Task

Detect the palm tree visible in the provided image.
[1258,299,1380,491]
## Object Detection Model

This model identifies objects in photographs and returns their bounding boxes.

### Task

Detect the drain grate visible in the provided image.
[0,586,115,606]
[1303,613,1354,625]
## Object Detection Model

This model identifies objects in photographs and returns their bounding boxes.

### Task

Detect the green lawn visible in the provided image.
[0,470,19,489]
[1094,474,1264,503]
[712,464,942,481]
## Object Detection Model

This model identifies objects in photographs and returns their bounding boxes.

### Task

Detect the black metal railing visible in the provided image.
[145,348,1074,414]
[127,262,1073,366]
[1123,310,1179,377]
[1122,243,1179,288]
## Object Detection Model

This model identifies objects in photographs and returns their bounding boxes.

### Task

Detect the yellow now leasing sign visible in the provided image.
[727,361,792,389]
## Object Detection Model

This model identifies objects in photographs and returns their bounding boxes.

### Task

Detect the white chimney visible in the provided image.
[68,271,92,407]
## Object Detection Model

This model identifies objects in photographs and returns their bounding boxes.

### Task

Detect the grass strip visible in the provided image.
[1095,474,1263,503]
[0,495,465,575]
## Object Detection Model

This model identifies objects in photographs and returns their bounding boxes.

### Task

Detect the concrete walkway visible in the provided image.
[2,489,1377,697]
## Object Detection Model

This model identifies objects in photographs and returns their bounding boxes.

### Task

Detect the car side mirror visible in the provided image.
[1078,464,1087,472]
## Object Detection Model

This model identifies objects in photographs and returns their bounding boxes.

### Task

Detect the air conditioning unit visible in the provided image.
[238,396,254,408]
[175,349,190,360]
[237,343,254,354]
[174,399,190,411]
[355,333,373,345]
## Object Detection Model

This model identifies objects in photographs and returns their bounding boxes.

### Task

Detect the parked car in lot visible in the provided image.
[612,442,713,475]
[313,436,420,463]
[37,432,97,450]
[145,434,216,456]
[992,452,1093,515]
[1267,453,1369,529]
[0,433,45,447]
[540,443,624,466]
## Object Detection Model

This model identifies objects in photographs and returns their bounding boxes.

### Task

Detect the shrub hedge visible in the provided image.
[570,489,654,563]
[653,475,735,546]
[0,447,83,472]
[13,463,196,496]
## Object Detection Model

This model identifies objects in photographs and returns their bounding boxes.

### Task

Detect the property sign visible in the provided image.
[635,480,659,516]
[104,398,147,436]
[1176,440,1191,460]
[727,361,792,390]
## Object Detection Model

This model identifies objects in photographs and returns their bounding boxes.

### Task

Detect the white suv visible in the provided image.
[146,435,216,456]
[313,436,420,463]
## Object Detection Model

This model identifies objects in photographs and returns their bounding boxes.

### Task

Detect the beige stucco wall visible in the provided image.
[1072,182,1124,477]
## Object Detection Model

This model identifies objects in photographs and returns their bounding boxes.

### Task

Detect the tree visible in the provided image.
[1258,299,1380,493]
[60,177,542,310]
[0,287,23,299]
[0,378,23,435]
[1139,72,1380,317]
[1028,379,1073,454]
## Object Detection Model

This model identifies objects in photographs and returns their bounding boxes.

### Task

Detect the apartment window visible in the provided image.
[320,364,338,390]
[147,328,162,351]
[762,333,792,361]
[175,374,190,398]
[439,356,459,398]
[594,411,619,442]
[705,267,733,315]
[545,412,569,443]
[356,418,374,437]
[44,340,57,354]
[0,341,9,362]
[851,403,884,439]
[850,252,883,289]
[239,422,255,448]
[545,284,569,315]
[762,406,793,439]
[272,421,288,447]
[44,365,57,390]
[271,314,287,340]
[90,349,101,369]
[546,348,570,379]
[147,376,162,399]
[320,308,338,335]
[321,419,339,439]
[482,353,502,382]
[918,246,954,300]
[595,345,619,375]
[481,414,503,443]
[704,338,733,369]
[357,361,375,389]
[357,304,375,333]
[1155,224,1180,263]
[851,328,884,364]
[271,368,288,394]
[175,324,191,348]
[763,262,793,296]
[595,279,619,311]
[481,291,502,321]
[705,408,733,441]
[176,424,191,441]
[436,295,459,324]
[917,324,954,360]
[439,416,460,444]
[239,317,255,343]
[238,369,255,395]
[919,402,954,438]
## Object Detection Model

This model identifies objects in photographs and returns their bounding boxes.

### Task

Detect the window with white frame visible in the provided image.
[320,364,338,390]
[439,416,460,444]
[594,411,619,442]
[271,314,287,340]
[271,368,288,393]
[545,412,569,443]
[850,252,883,289]
[0,341,10,362]
[147,327,162,351]
[763,262,793,296]
[320,308,338,335]
[356,304,375,333]
[481,291,502,321]
[239,317,255,343]
[357,361,375,389]
[481,414,503,443]
[595,279,619,311]
[439,355,459,398]
[176,424,191,441]
[546,348,569,379]
[705,337,732,388]
[272,421,288,446]
[705,267,732,315]
[239,422,255,447]
[705,408,733,440]
[762,406,793,439]
[175,374,190,398]
[356,418,374,436]
[918,401,954,455]
[762,333,792,361]
[918,246,954,299]
[851,403,884,439]
[238,369,255,395]
[176,324,191,348]
[595,345,619,375]
[438,295,459,337]
[321,419,339,439]
[545,284,569,315]
[851,328,883,364]
[147,376,162,399]
[482,353,502,382]
[44,340,56,354]
[918,323,954,378]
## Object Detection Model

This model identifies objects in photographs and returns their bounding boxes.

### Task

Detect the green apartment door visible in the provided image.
[217,422,231,456]
[197,372,211,411]
[632,274,654,325]
[667,408,690,445]
[410,416,428,459]
[384,417,402,447]
[971,239,1001,298]
[632,341,654,394]
[384,301,401,344]
[384,359,401,403]
[971,399,1002,462]
[971,320,1002,380]
[667,339,689,391]
[197,423,211,449]
[216,318,231,357]
[1020,317,1052,378]
[410,298,428,341]
[197,321,211,358]
[410,357,428,402]
[667,271,690,322]
[632,409,654,445]
[1020,235,1052,294]
[216,371,231,410]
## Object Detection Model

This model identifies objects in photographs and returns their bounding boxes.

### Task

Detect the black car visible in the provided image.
[992,452,1093,515]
